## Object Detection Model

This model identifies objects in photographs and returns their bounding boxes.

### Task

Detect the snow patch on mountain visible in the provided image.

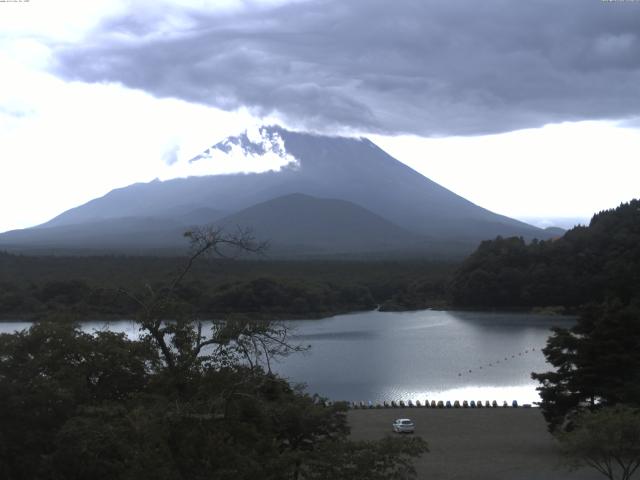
[159,126,299,179]
[189,125,298,168]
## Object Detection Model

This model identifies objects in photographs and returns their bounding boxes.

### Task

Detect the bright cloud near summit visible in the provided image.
[1,0,640,233]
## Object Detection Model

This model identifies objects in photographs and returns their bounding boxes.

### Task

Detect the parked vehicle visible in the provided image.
[392,418,415,433]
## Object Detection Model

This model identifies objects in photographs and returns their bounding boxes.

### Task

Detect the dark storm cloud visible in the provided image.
[53,0,640,136]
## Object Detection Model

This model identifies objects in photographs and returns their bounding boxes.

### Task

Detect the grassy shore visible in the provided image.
[348,408,601,480]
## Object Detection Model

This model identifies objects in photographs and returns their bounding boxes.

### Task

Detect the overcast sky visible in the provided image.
[1,0,639,233]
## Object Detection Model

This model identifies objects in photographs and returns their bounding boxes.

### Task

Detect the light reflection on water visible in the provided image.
[277,309,574,404]
[381,385,541,405]
[0,310,574,404]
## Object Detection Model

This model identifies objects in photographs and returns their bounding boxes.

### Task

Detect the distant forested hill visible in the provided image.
[0,254,453,320]
[450,199,640,309]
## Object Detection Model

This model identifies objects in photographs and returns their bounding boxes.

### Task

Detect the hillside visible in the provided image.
[216,193,423,255]
[450,199,640,309]
[0,215,217,256]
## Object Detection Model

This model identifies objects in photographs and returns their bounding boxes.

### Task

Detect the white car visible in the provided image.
[392,418,415,433]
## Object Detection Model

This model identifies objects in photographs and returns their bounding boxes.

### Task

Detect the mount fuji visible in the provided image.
[0,126,558,257]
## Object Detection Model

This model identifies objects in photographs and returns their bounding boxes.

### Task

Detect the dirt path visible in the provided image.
[348,408,601,480]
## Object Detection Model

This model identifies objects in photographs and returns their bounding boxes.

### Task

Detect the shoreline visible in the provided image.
[0,305,579,323]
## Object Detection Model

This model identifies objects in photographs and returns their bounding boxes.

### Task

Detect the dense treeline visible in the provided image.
[451,199,640,309]
[533,299,640,431]
[0,254,454,319]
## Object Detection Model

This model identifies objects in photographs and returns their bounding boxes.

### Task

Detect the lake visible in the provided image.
[0,310,574,404]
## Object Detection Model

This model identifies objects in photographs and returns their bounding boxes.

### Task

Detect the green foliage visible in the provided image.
[207,276,375,316]
[0,254,454,319]
[451,199,640,309]
[0,322,154,480]
[557,405,640,480]
[533,300,640,431]
[0,230,429,479]
[0,319,427,479]
[379,277,447,311]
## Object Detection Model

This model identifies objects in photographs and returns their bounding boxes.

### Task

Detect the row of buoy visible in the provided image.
[457,347,537,377]
[331,399,533,409]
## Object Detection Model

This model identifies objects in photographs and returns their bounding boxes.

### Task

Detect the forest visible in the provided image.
[0,252,453,320]
[450,199,640,310]
[3,200,639,321]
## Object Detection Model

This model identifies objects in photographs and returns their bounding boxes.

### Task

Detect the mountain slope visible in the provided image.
[0,207,224,253]
[1,126,553,255]
[0,217,188,252]
[0,194,426,256]
[216,193,422,254]
[450,199,640,308]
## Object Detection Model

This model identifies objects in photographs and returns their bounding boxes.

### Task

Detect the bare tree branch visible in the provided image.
[117,226,302,379]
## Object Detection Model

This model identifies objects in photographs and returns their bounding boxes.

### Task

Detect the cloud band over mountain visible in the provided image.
[52,0,640,136]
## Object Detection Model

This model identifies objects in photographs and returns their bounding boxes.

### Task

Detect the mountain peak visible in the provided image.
[189,125,374,166]
[189,125,290,164]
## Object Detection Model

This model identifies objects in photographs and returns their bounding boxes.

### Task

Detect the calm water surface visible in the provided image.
[0,310,574,404]
[279,310,575,404]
